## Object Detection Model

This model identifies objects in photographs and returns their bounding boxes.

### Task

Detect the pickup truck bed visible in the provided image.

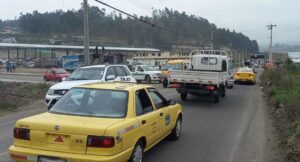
[169,70,228,85]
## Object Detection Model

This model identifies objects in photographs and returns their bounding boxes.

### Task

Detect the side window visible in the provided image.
[115,66,126,76]
[122,66,131,76]
[201,57,217,65]
[135,89,154,116]
[222,60,227,72]
[147,88,167,109]
[106,67,116,77]
[137,66,144,72]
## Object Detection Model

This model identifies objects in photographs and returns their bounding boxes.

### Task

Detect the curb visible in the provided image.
[0,72,42,77]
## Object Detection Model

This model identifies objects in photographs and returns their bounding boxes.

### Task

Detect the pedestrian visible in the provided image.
[12,63,16,72]
[6,61,10,73]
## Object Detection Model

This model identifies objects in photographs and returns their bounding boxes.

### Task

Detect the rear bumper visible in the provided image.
[235,79,255,83]
[9,145,133,162]
[177,88,218,96]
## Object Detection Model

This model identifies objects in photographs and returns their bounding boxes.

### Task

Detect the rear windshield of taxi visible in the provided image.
[238,68,253,73]
[50,88,128,118]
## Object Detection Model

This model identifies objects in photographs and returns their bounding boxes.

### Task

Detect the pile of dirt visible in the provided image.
[0,81,50,115]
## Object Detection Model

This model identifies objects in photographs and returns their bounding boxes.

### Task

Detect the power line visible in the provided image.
[93,0,179,35]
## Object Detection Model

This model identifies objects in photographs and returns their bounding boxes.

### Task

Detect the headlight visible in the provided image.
[47,89,55,95]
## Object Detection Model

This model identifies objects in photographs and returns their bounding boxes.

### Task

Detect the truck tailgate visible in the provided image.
[169,70,227,84]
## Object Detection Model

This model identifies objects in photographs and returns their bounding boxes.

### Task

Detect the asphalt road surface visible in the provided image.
[0,71,272,162]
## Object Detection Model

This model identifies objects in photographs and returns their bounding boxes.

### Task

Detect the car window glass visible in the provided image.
[122,67,131,76]
[50,88,128,118]
[135,89,154,116]
[137,66,143,71]
[201,57,217,65]
[106,67,116,77]
[147,88,167,109]
[115,66,126,76]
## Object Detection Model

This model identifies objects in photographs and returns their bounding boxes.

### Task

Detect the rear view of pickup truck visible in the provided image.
[168,50,232,102]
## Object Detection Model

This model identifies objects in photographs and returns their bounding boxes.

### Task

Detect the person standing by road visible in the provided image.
[6,60,10,73]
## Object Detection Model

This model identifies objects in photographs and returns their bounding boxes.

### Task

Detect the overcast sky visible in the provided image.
[1,0,299,46]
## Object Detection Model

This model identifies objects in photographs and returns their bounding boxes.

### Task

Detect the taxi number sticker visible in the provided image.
[120,77,131,82]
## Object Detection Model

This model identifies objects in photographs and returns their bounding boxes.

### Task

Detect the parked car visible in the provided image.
[131,65,162,83]
[45,65,136,109]
[43,68,70,82]
[234,67,256,84]
[9,83,182,162]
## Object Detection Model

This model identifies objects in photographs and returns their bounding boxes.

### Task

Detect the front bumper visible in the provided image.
[9,145,133,162]
[45,94,62,108]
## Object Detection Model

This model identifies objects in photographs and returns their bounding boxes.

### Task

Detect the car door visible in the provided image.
[135,89,161,146]
[147,88,177,138]
[135,66,145,80]
[44,70,51,80]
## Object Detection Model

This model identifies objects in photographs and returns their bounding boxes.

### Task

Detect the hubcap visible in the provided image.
[133,145,143,162]
[176,120,181,137]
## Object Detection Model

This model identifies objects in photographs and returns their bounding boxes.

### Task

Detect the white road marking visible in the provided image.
[0,151,8,157]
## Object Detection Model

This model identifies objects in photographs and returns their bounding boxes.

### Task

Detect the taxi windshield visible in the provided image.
[68,67,104,80]
[50,88,128,118]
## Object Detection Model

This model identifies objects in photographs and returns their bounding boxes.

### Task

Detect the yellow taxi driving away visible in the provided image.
[234,67,256,84]
[9,83,183,162]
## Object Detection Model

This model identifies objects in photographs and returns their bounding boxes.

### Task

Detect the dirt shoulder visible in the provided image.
[0,81,50,116]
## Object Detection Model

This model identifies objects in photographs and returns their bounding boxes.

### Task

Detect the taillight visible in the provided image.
[87,136,115,148]
[14,128,30,140]
[206,85,215,90]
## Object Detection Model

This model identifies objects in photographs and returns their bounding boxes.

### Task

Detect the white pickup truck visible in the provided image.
[131,65,162,83]
[168,50,233,102]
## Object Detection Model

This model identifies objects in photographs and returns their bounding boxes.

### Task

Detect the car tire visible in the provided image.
[169,117,182,140]
[180,93,187,101]
[128,141,144,162]
[145,75,151,84]
[162,79,168,88]
[137,80,141,83]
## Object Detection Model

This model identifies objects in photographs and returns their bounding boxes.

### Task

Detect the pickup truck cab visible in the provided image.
[168,50,232,102]
[131,65,162,83]
[161,59,189,88]
[45,65,136,109]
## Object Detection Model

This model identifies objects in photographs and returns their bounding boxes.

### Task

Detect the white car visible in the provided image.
[131,65,162,83]
[45,65,136,109]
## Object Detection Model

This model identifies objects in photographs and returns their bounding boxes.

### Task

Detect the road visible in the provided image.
[0,73,43,83]
[0,71,273,162]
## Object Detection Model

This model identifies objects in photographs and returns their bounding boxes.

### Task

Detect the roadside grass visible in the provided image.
[262,59,300,161]
[0,81,50,116]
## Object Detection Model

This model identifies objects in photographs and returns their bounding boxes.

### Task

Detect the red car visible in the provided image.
[43,68,70,82]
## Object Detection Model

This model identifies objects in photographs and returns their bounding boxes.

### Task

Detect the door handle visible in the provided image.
[160,112,164,117]
[141,120,147,125]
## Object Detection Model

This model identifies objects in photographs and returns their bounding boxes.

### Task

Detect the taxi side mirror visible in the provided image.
[168,100,176,106]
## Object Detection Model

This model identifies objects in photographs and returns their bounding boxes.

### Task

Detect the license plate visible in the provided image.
[39,156,66,162]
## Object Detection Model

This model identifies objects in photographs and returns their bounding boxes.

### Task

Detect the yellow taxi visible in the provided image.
[9,83,183,162]
[234,67,256,84]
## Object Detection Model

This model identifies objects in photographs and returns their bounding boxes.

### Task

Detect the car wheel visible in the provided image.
[180,93,187,101]
[162,79,168,88]
[137,80,141,83]
[128,141,144,162]
[169,117,182,140]
[145,75,151,84]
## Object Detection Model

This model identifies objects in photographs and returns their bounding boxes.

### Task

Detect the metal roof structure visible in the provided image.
[0,43,160,52]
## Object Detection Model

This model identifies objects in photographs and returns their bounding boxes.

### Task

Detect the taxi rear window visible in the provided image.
[50,88,128,118]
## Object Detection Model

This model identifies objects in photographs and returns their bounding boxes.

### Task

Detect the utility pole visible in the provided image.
[266,24,277,62]
[83,0,90,66]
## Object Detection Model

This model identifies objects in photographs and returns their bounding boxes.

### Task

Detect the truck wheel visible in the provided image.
[162,79,168,88]
[221,86,226,97]
[128,141,144,162]
[180,93,187,101]
[145,75,151,84]
[213,93,220,103]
